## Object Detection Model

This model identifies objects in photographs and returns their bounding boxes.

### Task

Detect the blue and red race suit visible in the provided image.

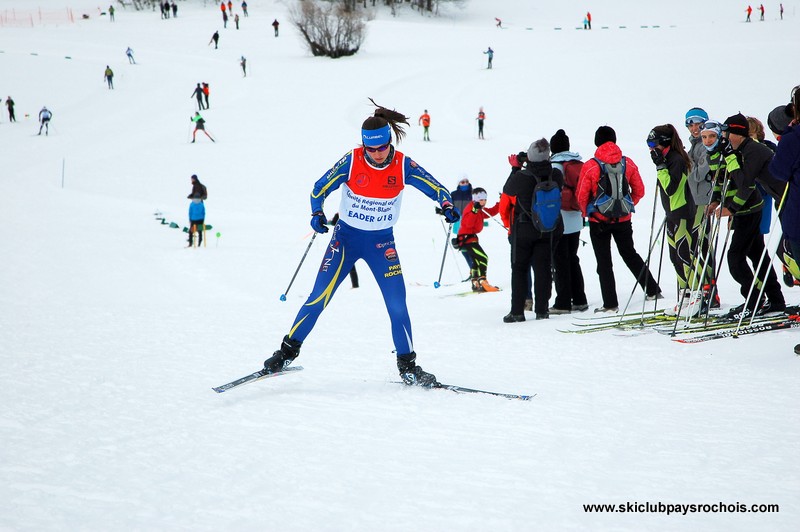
[287,146,454,356]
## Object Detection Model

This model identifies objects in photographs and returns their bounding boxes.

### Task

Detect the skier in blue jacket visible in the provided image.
[769,87,800,287]
[188,197,206,247]
[262,100,460,386]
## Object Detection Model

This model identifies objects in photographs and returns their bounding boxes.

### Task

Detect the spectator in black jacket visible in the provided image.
[500,138,564,322]
[188,174,208,200]
[709,113,785,317]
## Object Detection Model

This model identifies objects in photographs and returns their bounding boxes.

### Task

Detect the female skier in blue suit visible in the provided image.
[263,100,460,386]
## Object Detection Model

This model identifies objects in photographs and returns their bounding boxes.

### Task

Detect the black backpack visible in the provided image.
[590,157,634,218]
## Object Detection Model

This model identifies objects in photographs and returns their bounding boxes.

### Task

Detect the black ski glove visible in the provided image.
[719,137,735,157]
[649,148,666,168]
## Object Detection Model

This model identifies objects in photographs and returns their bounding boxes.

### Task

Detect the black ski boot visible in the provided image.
[263,335,302,374]
[397,352,437,387]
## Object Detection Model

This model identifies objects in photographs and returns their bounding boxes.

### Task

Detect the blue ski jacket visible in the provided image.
[770,124,800,241]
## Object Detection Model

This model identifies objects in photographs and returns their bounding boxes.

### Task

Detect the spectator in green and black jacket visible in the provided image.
[708,113,785,318]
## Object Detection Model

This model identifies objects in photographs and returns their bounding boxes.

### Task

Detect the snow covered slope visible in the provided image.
[1,1,799,530]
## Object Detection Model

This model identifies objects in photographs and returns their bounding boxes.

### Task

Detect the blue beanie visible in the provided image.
[685,107,708,125]
[362,124,391,147]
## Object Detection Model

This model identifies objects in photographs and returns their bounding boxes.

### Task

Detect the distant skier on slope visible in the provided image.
[38,106,52,135]
[104,65,114,89]
[190,112,215,143]
[418,109,430,141]
[476,107,486,139]
[191,83,205,110]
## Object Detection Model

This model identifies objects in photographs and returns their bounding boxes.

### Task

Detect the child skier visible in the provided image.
[455,187,501,292]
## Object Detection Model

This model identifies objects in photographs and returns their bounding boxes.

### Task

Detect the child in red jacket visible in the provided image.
[456,187,501,291]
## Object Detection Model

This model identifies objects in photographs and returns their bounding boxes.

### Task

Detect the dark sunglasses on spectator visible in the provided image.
[365,143,390,153]
[685,117,706,127]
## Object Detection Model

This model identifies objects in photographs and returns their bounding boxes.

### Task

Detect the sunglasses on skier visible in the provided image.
[364,143,390,153]
[685,116,706,127]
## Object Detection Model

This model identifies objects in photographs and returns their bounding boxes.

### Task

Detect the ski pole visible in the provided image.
[691,166,732,326]
[620,176,663,322]
[434,222,453,288]
[703,216,733,328]
[669,212,710,334]
[738,185,789,330]
[652,219,667,310]
[440,218,465,282]
[279,232,318,301]
[480,207,509,231]
[632,178,664,320]
[619,216,667,324]
[739,224,783,331]
[681,166,727,327]
[679,207,714,329]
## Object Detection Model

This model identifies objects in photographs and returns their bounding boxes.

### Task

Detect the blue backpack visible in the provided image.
[531,171,562,232]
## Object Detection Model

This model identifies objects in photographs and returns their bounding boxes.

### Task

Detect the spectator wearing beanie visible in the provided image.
[594,125,616,147]
[769,86,800,354]
[449,174,474,270]
[708,113,786,316]
[500,138,564,322]
[548,129,588,313]
[684,107,713,206]
[767,104,793,140]
[576,125,662,313]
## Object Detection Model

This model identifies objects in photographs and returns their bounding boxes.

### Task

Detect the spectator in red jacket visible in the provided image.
[456,187,501,292]
[576,126,662,313]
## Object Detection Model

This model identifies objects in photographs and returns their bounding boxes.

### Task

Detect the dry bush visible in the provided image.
[289,1,368,58]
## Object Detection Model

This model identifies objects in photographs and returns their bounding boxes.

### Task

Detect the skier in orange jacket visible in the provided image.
[418,110,431,141]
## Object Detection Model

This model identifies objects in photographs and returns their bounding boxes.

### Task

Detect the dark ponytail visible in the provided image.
[666,124,692,172]
[363,97,409,144]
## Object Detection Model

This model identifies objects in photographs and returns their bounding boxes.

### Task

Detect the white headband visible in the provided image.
[472,191,488,201]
